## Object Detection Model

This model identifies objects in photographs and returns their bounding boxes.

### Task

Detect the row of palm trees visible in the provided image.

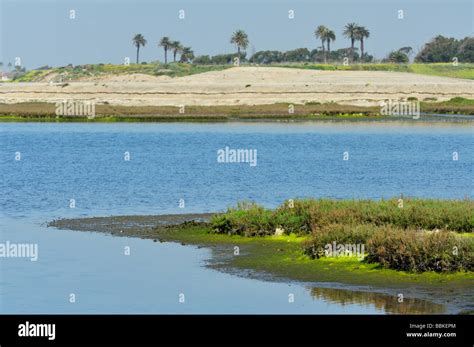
[315,23,370,62]
[132,34,194,64]
[132,25,369,65]
[133,30,249,64]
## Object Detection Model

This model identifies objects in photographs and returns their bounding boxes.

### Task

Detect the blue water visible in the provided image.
[0,122,473,313]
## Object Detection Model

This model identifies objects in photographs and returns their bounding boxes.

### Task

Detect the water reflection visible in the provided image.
[309,287,446,314]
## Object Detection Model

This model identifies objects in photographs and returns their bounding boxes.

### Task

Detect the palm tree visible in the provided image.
[324,29,336,59]
[170,41,183,62]
[314,25,328,63]
[159,37,172,64]
[132,34,147,64]
[343,23,359,61]
[354,26,370,61]
[179,47,194,63]
[230,30,249,60]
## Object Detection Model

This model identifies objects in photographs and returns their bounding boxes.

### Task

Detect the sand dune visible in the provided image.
[1,67,473,107]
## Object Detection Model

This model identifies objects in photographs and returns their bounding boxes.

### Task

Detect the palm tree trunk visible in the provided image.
[237,46,241,61]
[361,39,365,62]
[164,48,168,64]
[327,41,331,62]
[173,51,177,62]
[351,39,355,61]
[321,40,326,63]
[136,46,139,64]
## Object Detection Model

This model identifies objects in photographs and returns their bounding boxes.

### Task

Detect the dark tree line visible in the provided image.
[415,36,474,63]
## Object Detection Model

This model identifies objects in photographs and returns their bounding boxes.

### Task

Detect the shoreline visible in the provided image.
[1,101,474,123]
[48,213,474,314]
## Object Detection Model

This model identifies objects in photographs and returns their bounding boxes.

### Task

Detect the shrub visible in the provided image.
[210,199,474,237]
[365,229,473,272]
[303,223,377,259]
[210,202,273,236]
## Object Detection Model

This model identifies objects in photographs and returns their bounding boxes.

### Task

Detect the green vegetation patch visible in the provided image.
[156,223,474,285]
[421,97,474,115]
[366,228,473,272]
[210,199,473,273]
[211,198,474,236]
[10,63,231,82]
[0,102,382,121]
[277,63,474,79]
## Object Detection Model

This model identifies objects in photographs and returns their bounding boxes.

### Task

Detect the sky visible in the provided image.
[0,0,473,69]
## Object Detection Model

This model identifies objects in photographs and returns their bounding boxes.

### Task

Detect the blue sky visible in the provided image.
[1,0,472,69]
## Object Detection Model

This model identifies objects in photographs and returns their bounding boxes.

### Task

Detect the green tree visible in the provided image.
[193,55,212,64]
[324,29,336,58]
[343,23,359,61]
[354,26,370,61]
[283,48,311,62]
[415,36,461,62]
[250,50,284,64]
[159,36,172,64]
[170,41,183,62]
[132,34,147,64]
[314,25,328,63]
[398,46,413,55]
[386,50,409,63]
[179,47,194,63]
[230,30,249,61]
[457,37,474,62]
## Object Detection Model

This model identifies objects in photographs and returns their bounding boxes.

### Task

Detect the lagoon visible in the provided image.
[0,121,473,313]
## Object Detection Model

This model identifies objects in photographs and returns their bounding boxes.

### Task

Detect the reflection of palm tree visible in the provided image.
[343,23,358,61]
[230,30,249,60]
[355,26,370,61]
[159,37,171,64]
[132,34,147,64]
[314,25,328,63]
[170,41,183,62]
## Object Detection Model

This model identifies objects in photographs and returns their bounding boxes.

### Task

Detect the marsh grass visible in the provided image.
[0,102,381,120]
[365,229,473,272]
[211,198,474,236]
[211,199,473,273]
[303,223,378,259]
[421,97,474,115]
[1,97,473,120]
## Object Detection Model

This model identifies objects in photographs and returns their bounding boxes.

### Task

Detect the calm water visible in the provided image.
[1,122,473,313]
